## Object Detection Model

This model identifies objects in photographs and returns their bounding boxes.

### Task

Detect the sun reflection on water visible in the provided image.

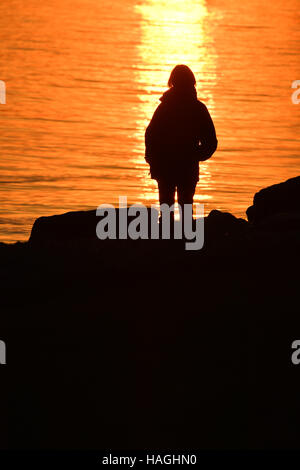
[132,0,217,207]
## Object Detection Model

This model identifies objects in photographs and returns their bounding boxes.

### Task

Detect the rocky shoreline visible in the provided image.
[2,176,300,450]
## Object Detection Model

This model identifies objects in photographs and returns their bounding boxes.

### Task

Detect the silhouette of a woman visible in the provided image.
[145,65,217,214]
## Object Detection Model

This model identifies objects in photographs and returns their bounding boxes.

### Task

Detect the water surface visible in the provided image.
[0,0,299,241]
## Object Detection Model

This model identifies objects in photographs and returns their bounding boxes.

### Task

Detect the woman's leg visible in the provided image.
[177,179,197,218]
[157,180,176,235]
[157,179,176,207]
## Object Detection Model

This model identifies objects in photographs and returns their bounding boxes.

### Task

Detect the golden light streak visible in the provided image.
[133,0,217,207]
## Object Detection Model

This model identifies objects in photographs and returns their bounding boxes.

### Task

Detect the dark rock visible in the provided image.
[29,206,251,250]
[29,209,98,245]
[246,175,300,223]
[205,209,249,237]
[3,177,300,450]
[29,207,160,246]
[253,211,300,231]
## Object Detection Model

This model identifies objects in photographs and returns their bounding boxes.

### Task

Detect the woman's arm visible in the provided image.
[145,104,164,162]
[197,103,218,161]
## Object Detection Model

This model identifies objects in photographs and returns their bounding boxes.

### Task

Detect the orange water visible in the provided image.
[0,0,299,242]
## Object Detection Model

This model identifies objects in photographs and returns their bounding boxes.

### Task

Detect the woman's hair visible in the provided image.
[168,64,196,88]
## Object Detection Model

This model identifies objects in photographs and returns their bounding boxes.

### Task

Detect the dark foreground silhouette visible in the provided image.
[2,176,300,450]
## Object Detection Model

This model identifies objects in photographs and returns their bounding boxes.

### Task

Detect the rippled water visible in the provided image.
[0,0,299,242]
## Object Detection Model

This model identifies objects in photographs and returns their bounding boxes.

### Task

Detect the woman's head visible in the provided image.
[168,64,196,89]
